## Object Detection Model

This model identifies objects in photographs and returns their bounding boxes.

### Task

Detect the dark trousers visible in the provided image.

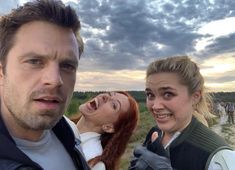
[227,111,234,124]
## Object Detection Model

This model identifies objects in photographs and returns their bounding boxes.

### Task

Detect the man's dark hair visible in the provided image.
[0,0,83,68]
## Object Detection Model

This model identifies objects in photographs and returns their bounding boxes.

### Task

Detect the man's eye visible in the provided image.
[27,58,42,65]
[61,63,76,72]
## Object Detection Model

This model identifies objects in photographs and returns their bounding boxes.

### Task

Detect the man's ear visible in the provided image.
[192,90,201,105]
[102,123,115,133]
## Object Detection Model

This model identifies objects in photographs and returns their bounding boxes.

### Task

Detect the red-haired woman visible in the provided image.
[69,91,139,170]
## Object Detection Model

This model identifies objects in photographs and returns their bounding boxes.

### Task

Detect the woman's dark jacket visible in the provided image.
[144,117,231,170]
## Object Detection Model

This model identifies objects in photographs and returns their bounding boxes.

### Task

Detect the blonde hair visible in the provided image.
[146,56,214,126]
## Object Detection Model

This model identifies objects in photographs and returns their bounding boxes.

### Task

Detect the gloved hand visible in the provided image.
[147,132,168,158]
[128,145,173,170]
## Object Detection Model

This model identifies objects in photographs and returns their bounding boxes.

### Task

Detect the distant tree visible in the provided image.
[65,98,80,116]
[212,92,235,103]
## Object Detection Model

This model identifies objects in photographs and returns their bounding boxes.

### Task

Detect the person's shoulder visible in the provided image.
[91,161,106,170]
[0,159,39,170]
[191,118,228,146]
[208,149,235,170]
[63,116,81,139]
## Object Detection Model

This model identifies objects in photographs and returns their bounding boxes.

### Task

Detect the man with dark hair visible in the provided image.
[0,0,90,169]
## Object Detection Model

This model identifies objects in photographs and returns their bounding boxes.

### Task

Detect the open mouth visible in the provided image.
[89,98,99,110]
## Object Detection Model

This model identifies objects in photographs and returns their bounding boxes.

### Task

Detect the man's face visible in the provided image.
[0,21,79,131]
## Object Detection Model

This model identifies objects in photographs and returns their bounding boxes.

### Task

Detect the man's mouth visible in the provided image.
[33,96,63,105]
[34,98,59,103]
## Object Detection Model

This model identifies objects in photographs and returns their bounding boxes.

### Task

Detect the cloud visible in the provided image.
[200,54,235,89]
[202,33,235,56]
[75,70,145,91]
[74,0,235,73]
[1,0,235,91]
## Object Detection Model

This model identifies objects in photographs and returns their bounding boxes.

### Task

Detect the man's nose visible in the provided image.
[41,63,63,87]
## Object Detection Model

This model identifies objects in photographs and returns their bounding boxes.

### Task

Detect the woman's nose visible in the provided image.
[102,95,109,103]
[152,98,164,110]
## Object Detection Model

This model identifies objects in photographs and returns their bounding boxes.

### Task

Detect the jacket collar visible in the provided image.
[169,116,197,148]
[0,113,40,168]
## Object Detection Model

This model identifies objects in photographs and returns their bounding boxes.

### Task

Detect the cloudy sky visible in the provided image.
[1,0,235,92]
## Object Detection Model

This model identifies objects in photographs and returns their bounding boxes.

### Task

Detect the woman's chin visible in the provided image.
[156,120,176,133]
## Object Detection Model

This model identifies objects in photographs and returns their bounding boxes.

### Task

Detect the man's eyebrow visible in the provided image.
[18,51,79,65]
[18,52,43,59]
[61,58,78,67]
[67,50,79,61]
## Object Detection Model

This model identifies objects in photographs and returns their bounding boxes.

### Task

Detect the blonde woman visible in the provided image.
[129,56,232,170]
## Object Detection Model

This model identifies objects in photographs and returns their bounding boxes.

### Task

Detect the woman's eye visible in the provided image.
[145,92,154,100]
[163,92,174,99]
[112,102,117,110]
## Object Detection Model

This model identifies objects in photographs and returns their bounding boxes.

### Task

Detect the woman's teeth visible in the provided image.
[155,114,172,118]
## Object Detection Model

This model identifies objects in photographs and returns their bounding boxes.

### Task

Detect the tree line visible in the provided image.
[65,91,235,116]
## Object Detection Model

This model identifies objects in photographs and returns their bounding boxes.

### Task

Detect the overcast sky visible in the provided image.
[1,0,235,92]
